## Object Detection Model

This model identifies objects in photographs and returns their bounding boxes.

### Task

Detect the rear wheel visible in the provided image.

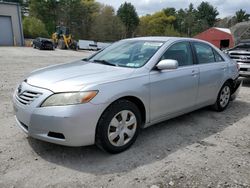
[69,41,78,50]
[212,82,231,111]
[96,99,141,153]
[58,39,66,49]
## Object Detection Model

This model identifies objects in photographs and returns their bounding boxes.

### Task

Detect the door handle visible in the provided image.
[221,66,227,71]
[191,70,198,76]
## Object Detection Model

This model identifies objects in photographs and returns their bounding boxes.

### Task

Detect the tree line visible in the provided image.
[2,0,250,41]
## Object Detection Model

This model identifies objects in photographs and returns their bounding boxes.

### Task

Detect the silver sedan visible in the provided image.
[13,37,241,153]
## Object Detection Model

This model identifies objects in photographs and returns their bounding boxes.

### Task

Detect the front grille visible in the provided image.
[229,52,250,63]
[240,68,249,71]
[230,52,250,56]
[16,90,42,105]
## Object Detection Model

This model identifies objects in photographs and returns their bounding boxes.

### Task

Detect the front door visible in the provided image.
[150,41,199,121]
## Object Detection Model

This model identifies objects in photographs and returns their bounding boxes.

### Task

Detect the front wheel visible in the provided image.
[95,99,141,153]
[212,82,231,111]
[58,39,66,49]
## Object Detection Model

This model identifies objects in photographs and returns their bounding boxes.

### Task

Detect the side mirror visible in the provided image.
[156,59,178,70]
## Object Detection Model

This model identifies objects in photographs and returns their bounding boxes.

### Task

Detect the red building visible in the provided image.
[194,27,234,49]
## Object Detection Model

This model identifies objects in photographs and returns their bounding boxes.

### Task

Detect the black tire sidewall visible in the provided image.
[96,100,141,153]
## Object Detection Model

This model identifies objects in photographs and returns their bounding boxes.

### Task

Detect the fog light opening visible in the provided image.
[20,121,28,131]
[48,132,65,139]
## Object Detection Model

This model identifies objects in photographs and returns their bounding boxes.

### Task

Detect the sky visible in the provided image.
[96,0,250,18]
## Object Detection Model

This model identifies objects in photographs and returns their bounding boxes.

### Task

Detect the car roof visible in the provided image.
[123,36,206,43]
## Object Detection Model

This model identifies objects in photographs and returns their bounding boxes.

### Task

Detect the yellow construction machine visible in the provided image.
[52,26,78,50]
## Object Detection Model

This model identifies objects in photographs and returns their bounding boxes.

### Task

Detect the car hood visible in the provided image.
[26,60,136,92]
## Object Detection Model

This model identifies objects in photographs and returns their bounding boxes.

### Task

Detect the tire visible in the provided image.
[95,99,141,154]
[32,44,36,49]
[212,82,231,112]
[58,39,66,49]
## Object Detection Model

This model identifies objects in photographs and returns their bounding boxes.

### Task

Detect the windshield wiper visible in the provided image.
[93,59,116,66]
[82,58,89,61]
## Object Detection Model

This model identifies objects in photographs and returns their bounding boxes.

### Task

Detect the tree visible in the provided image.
[91,5,125,41]
[235,9,250,23]
[57,0,87,39]
[196,1,219,27]
[185,3,197,36]
[175,8,186,36]
[163,8,176,17]
[117,2,139,38]
[137,11,179,37]
[29,0,100,39]
[22,17,48,38]
[29,0,59,35]
[80,0,100,39]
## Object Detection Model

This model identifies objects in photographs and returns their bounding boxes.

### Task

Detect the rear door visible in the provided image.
[149,41,199,121]
[192,42,227,105]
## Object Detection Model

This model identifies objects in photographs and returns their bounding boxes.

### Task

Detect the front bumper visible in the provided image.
[238,63,250,77]
[13,82,106,146]
[230,78,242,101]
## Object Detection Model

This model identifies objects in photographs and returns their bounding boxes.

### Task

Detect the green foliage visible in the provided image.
[163,2,219,37]
[137,11,179,36]
[29,0,58,35]
[91,5,125,41]
[21,0,246,41]
[163,8,176,16]
[22,17,49,38]
[235,9,250,23]
[80,0,101,39]
[117,2,139,38]
[29,0,100,39]
[196,1,219,27]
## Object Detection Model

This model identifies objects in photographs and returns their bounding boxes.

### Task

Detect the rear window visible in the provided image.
[193,42,215,64]
[213,49,224,62]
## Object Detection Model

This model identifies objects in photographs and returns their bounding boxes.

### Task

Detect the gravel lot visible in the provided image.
[0,47,250,188]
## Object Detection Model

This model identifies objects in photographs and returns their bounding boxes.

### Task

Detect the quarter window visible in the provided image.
[213,49,224,62]
[161,42,194,66]
[193,43,215,64]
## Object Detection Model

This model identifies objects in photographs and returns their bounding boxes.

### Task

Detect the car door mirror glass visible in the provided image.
[156,59,178,70]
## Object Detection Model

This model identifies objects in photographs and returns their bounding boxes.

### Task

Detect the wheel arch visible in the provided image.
[225,78,234,90]
[120,96,146,126]
[96,95,147,133]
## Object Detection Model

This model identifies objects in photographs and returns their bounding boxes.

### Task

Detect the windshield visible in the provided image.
[88,40,164,68]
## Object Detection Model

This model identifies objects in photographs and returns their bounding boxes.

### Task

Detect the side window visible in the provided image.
[161,42,193,66]
[193,43,215,64]
[213,49,224,62]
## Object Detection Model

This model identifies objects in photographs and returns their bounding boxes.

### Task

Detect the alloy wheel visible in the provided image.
[220,85,230,108]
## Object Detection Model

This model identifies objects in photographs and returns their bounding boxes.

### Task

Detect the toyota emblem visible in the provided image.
[240,56,248,60]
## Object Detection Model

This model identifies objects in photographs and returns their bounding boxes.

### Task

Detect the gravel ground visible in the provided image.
[0,47,249,188]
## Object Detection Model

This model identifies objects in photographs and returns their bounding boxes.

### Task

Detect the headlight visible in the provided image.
[41,91,98,107]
